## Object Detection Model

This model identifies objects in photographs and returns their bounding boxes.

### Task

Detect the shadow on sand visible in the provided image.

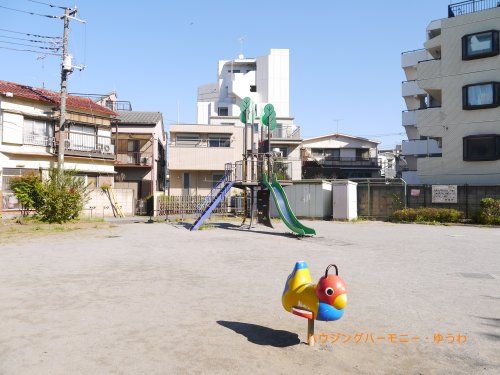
[217,321,300,347]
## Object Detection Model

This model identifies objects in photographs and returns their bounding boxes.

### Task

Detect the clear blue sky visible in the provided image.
[0,0,454,148]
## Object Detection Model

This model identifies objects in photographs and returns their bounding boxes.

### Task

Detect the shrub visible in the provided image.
[38,168,90,223]
[477,198,500,225]
[392,207,464,223]
[10,168,90,223]
[9,173,43,214]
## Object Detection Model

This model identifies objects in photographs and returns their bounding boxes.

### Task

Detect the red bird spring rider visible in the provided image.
[282,262,348,346]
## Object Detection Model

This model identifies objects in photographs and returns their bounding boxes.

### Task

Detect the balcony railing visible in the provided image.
[105,100,132,111]
[402,139,442,156]
[448,0,500,17]
[23,133,55,147]
[116,151,153,166]
[313,157,380,168]
[170,137,232,148]
[270,125,301,140]
[62,131,115,157]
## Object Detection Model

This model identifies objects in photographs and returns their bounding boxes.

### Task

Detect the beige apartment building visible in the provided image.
[401,1,500,184]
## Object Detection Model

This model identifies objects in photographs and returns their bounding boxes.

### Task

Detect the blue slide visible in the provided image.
[190,181,234,231]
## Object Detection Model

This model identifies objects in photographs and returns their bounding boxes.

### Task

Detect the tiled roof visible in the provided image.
[0,80,117,116]
[117,111,162,125]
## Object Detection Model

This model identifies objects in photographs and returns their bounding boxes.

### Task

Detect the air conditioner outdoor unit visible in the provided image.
[141,157,150,165]
[63,139,72,149]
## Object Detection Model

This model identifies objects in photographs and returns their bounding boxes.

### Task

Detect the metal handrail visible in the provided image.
[195,170,232,214]
[115,151,153,165]
[448,0,500,17]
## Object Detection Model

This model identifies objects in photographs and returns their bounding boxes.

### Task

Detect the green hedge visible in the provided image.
[477,198,500,225]
[392,207,464,223]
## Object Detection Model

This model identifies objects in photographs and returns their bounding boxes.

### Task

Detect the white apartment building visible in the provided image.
[401,1,500,184]
[169,49,302,195]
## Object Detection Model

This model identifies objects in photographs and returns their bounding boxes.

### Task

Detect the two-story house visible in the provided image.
[301,133,380,179]
[168,124,242,196]
[0,80,117,211]
[113,110,167,202]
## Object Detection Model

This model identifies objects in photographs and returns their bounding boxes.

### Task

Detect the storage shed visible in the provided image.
[270,180,332,219]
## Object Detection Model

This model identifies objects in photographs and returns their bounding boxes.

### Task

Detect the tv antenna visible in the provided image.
[237,36,245,59]
[333,119,342,135]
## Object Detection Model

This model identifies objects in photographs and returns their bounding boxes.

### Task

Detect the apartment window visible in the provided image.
[68,124,96,151]
[463,82,500,110]
[356,149,370,159]
[217,107,229,116]
[176,135,200,147]
[463,135,500,161]
[274,147,289,158]
[232,69,240,73]
[462,30,499,60]
[208,136,230,148]
[312,148,340,159]
[23,118,54,146]
[250,85,257,92]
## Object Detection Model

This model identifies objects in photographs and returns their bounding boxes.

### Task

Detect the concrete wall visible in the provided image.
[169,170,223,196]
[83,188,134,218]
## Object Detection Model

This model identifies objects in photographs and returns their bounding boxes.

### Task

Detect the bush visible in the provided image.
[392,207,464,223]
[10,168,90,223]
[9,173,43,214]
[477,198,500,225]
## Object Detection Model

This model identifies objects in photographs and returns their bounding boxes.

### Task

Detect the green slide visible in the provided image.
[263,174,316,236]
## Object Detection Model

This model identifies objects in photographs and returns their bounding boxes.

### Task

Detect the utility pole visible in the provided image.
[57,7,85,169]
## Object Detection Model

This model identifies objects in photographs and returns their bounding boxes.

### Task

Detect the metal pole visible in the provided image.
[57,7,72,169]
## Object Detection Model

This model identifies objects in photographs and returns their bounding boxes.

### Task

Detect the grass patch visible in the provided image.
[0,217,114,244]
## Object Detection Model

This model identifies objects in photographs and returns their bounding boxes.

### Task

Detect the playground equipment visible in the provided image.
[190,98,315,236]
[282,262,347,346]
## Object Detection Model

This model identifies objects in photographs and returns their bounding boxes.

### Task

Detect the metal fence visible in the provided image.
[357,181,500,219]
[157,195,229,217]
[448,0,500,17]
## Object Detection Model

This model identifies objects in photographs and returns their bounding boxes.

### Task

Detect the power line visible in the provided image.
[0,34,61,45]
[0,4,60,19]
[0,27,61,39]
[0,45,60,56]
[0,40,60,51]
[26,0,67,10]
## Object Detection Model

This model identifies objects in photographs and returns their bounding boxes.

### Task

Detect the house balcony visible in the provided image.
[448,0,500,17]
[60,131,115,160]
[168,142,236,171]
[115,151,153,167]
[270,124,301,140]
[401,49,432,69]
[23,133,55,147]
[417,58,442,82]
[402,110,417,126]
[402,80,426,97]
[312,157,380,169]
[415,106,444,133]
[402,139,442,157]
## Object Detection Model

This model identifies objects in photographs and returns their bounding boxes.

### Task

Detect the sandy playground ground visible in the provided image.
[0,219,499,374]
